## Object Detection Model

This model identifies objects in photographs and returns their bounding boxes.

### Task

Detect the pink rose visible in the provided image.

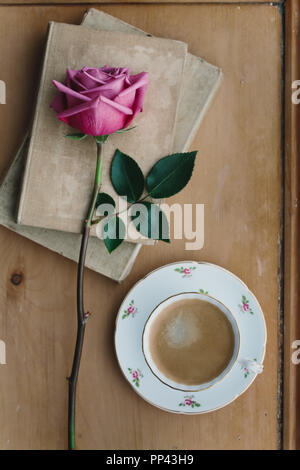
[243,303,249,312]
[184,398,192,406]
[127,305,135,314]
[132,371,138,379]
[183,268,191,275]
[51,66,148,136]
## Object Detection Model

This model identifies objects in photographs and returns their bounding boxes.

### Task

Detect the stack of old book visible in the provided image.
[0,9,222,282]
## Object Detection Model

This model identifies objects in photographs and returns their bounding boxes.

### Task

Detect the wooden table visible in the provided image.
[0,0,293,450]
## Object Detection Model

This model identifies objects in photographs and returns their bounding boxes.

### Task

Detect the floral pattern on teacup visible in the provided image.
[239,358,263,378]
[128,368,143,387]
[239,295,254,315]
[122,300,138,319]
[179,395,201,408]
[199,289,208,295]
[174,266,196,278]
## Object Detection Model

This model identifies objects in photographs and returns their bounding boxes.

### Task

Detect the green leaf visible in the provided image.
[111,149,144,203]
[103,215,126,254]
[95,192,115,209]
[146,151,197,199]
[131,201,170,242]
[113,126,137,134]
[66,132,87,141]
[94,135,109,144]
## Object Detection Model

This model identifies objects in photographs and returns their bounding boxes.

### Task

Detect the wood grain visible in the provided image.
[283,0,300,451]
[0,1,281,4]
[0,4,282,449]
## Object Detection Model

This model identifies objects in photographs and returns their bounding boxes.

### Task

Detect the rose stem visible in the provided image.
[68,141,103,450]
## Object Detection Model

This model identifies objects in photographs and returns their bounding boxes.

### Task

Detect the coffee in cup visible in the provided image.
[143,292,240,391]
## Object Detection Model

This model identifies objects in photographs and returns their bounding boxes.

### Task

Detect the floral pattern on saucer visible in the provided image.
[239,295,254,315]
[174,266,196,278]
[241,366,250,378]
[199,288,208,294]
[128,368,143,387]
[122,300,138,319]
[239,358,263,378]
[179,395,201,408]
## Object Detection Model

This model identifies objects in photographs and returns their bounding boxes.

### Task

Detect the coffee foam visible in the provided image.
[148,298,235,386]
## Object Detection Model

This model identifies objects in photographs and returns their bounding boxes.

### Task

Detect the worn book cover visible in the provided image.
[84,9,223,154]
[0,136,141,282]
[0,10,221,281]
[17,22,187,239]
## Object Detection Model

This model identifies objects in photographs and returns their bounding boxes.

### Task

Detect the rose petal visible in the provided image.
[100,95,133,115]
[74,70,101,89]
[118,72,149,98]
[124,73,149,127]
[58,97,127,136]
[50,92,66,113]
[66,68,87,91]
[101,66,130,78]
[52,80,91,102]
[93,102,127,135]
[57,98,96,120]
[81,75,126,100]
[114,90,136,115]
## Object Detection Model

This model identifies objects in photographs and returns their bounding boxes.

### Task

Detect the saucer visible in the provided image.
[114,261,267,414]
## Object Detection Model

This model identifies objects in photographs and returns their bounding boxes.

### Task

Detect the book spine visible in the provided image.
[17,22,55,224]
[183,67,223,153]
[118,244,142,283]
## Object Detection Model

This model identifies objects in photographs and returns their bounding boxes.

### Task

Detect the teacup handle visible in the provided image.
[238,358,264,374]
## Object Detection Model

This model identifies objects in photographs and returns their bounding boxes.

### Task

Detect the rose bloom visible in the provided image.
[51,66,148,136]
[184,398,192,406]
